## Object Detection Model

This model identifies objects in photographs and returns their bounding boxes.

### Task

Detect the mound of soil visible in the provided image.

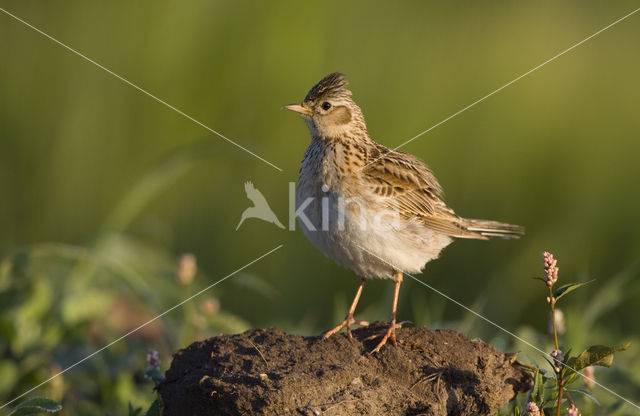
[158,324,531,415]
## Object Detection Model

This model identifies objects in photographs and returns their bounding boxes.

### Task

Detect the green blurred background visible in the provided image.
[1,1,639,414]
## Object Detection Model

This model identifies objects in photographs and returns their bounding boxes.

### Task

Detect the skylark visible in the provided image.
[286,73,523,353]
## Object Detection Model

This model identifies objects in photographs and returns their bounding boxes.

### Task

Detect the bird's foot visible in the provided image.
[323,315,370,339]
[367,320,411,353]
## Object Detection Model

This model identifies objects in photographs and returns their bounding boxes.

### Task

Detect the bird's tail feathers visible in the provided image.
[463,218,524,240]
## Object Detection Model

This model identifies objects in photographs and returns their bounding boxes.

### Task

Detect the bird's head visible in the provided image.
[285,73,367,140]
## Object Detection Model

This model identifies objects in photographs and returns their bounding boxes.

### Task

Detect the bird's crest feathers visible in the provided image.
[305,72,352,102]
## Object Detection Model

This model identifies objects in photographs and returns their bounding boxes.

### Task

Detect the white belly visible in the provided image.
[295,178,452,279]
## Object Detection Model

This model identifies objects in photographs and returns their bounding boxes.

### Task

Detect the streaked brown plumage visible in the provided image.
[286,73,523,352]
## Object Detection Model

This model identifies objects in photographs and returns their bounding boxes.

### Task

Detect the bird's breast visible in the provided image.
[299,139,366,193]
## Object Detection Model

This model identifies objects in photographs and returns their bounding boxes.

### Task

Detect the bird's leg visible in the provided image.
[323,277,369,339]
[370,271,405,353]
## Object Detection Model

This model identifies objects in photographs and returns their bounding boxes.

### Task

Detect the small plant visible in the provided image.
[144,349,165,387]
[139,348,164,416]
[8,397,61,416]
[103,349,164,416]
[518,252,631,416]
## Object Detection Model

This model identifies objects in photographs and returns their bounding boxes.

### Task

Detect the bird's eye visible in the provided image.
[321,102,332,111]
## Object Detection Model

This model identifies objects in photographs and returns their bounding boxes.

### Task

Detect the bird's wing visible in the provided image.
[362,146,486,239]
[244,181,255,194]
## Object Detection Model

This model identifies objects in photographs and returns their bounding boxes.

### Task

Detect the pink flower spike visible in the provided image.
[567,404,580,416]
[146,348,161,368]
[524,402,540,416]
[542,251,559,287]
[551,349,564,372]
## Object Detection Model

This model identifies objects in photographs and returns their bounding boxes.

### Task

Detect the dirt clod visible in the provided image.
[158,324,531,415]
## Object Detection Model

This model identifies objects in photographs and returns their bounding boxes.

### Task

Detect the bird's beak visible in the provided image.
[284,103,313,116]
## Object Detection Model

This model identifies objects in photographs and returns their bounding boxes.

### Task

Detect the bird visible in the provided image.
[236,181,285,231]
[285,73,523,353]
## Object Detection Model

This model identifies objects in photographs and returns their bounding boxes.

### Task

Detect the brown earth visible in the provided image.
[158,324,531,415]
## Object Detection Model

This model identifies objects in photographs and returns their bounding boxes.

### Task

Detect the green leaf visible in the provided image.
[143,399,163,416]
[529,369,544,403]
[145,366,165,386]
[600,400,627,416]
[532,277,547,285]
[543,356,557,373]
[552,280,595,302]
[9,398,62,415]
[566,388,600,405]
[128,403,142,416]
[563,368,581,386]
[566,342,631,373]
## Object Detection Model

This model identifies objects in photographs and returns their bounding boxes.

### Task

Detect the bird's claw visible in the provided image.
[367,320,411,353]
[323,316,370,339]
